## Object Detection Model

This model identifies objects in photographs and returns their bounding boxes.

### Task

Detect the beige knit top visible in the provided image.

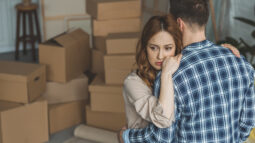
[123,71,174,129]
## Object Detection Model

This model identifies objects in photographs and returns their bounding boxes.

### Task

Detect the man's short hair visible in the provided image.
[170,0,209,26]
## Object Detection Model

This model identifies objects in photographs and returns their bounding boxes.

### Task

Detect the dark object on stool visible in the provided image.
[15,3,41,61]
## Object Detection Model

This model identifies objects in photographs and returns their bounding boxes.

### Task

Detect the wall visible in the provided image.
[0,0,39,53]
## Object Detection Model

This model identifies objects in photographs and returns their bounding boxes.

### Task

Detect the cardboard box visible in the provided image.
[39,29,91,83]
[91,49,105,77]
[66,16,92,48]
[86,105,126,132]
[87,0,141,20]
[106,33,139,54]
[93,18,141,36]
[49,100,87,134]
[42,74,89,104]
[0,61,46,103]
[104,55,136,84]
[0,100,48,143]
[93,36,107,54]
[89,75,124,113]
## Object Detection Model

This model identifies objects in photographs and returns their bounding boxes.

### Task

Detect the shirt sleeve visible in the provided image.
[123,105,181,143]
[123,76,174,128]
[239,69,255,141]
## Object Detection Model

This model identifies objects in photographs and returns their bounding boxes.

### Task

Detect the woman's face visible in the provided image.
[146,31,176,70]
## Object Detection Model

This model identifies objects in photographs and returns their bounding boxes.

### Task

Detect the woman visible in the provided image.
[122,15,240,130]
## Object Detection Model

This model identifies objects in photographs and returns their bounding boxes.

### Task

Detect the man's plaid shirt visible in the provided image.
[123,40,255,143]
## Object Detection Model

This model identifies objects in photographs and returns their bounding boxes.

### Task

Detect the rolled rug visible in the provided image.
[74,125,119,143]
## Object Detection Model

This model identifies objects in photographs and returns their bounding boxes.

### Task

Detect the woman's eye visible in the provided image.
[165,47,172,51]
[150,46,157,50]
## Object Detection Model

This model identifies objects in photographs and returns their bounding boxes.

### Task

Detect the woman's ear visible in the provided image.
[177,18,184,32]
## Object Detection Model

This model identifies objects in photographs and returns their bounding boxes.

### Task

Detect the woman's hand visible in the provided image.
[162,54,182,75]
[221,43,240,58]
[118,125,127,143]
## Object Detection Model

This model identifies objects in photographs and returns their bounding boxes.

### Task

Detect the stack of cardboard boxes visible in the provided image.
[86,0,141,132]
[0,61,48,143]
[0,28,91,143]
[39,29,91,134]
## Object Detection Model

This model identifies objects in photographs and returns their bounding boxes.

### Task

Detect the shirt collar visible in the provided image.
[183,40,213,52]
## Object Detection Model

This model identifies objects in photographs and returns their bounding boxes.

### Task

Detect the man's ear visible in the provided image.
[177,18,184,32]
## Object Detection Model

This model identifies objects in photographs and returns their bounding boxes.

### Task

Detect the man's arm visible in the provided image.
[122,104,181,143]
[240,70,255,141]
[122,121,177,143]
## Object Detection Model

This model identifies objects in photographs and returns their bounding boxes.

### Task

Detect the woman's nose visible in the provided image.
[157,49,163,60]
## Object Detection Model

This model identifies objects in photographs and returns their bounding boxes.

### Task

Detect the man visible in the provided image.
[119,0,255,142]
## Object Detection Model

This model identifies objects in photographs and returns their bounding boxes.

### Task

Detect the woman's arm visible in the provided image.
[123,76,170,128]
[123,55,182,128]
[158,54,182,123]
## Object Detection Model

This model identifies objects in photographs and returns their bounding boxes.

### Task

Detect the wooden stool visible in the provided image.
[15,3,41,61]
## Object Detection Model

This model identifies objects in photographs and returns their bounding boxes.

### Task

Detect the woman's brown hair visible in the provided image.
[136,14,182,89]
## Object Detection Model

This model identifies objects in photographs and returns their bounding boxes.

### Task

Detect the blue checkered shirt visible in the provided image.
[123,40,255,143]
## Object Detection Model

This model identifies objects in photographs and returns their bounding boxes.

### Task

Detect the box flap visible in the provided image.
[54,33,77,48]
[89,76,122,93]
[41,32,66,47]
[68,28,89,40]
[0,61,44,82]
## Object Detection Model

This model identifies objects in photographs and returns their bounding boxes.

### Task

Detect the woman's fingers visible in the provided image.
[221,43,240,58]
[176,54,182,64]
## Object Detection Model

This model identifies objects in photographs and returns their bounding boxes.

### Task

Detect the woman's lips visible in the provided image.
[156,62,162,66]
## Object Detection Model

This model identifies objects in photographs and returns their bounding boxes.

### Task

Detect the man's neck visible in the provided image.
[182,28,206,48]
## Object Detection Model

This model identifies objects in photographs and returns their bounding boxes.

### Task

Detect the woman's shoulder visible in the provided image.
[123,71,151,94]
[124,70,141,82]
[124,70,149,89]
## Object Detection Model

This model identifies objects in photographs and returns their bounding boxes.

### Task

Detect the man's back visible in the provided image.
[170,40,255,142]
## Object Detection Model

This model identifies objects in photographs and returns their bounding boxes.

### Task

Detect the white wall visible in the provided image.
[0,0,39,53]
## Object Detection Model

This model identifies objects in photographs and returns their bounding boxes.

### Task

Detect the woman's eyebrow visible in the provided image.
[148,43,159,47]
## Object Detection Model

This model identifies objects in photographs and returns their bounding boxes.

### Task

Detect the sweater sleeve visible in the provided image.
[123,75,174,128]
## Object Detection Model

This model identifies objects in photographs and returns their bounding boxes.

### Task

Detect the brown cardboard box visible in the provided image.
[42,74,89,104]
[49,100,87,134]
[39,29,91,83]
[87,0,141,20]
[0,100,48,143]
[94,32,139,54]
[86,105,126,132]
[91,49,105,77]
[89,75,124,113]
[93,18,141,36]
[104,55,136,84]
[93,36,106,54]
[0,61,46,103]
[106,32,139,54]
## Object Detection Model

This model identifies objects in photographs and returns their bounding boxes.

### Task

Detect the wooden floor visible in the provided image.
[0,49,39,63]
